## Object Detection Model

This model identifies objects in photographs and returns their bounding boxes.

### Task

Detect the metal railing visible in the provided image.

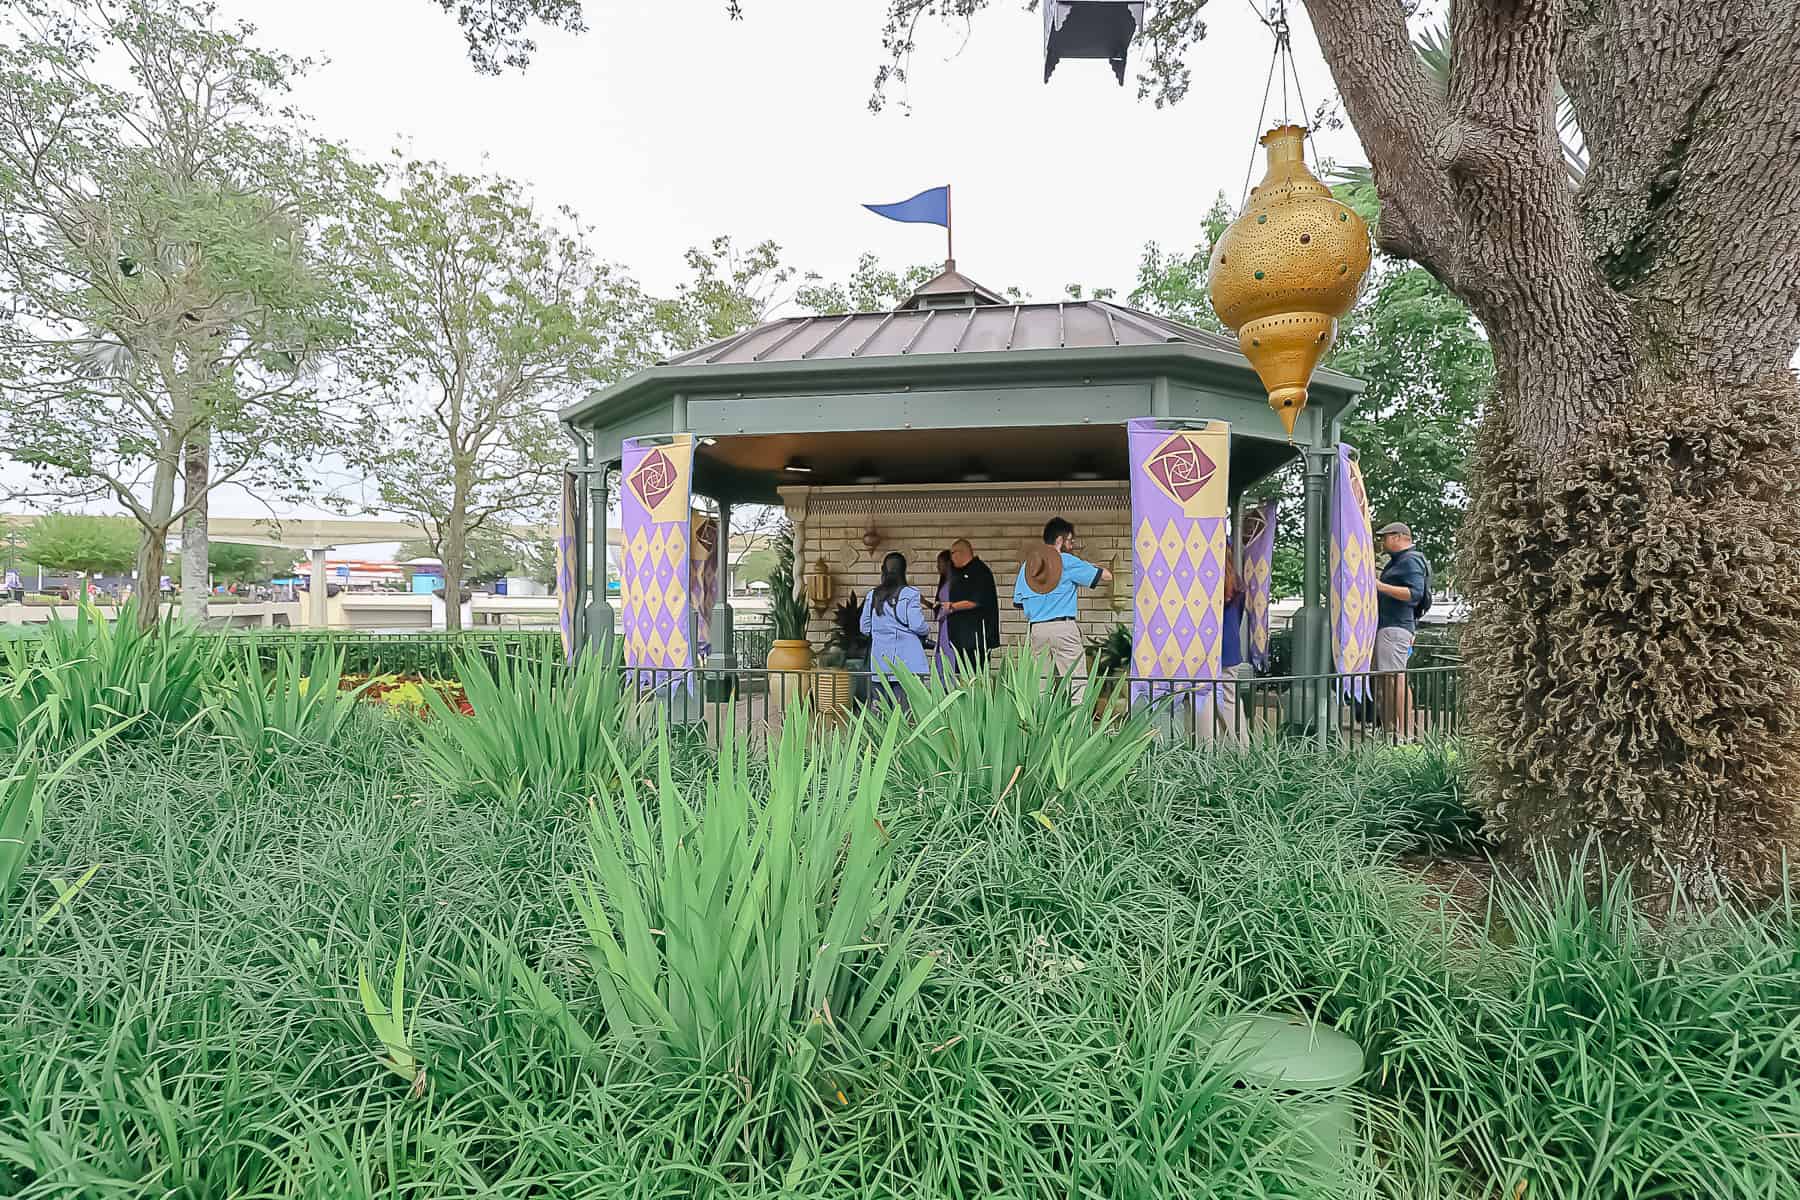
[731,622,774,670]
[614,662,1462,750]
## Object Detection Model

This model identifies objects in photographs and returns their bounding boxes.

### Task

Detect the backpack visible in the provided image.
[1408,550,1434,620]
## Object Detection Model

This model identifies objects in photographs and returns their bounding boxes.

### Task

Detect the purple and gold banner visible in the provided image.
[690,513,719,662]
[557,469,578,662]
[1329,445,1377,695]
[620,434,695,681]
[1242,498,1277,672]
[1128,418,1231,702]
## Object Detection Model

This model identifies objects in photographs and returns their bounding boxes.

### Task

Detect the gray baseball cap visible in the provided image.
[1375,522,1412,538]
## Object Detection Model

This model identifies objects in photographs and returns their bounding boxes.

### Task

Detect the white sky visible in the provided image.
[7,0,1369,527]
[233,0,1362,301]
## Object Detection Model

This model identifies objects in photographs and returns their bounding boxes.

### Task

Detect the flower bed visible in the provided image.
[340,673,472,716]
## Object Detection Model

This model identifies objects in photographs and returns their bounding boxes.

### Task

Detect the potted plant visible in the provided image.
[818,592,872,716]
[814,645,853,720]
[765,528,813,705]
[1087,623,1133,721]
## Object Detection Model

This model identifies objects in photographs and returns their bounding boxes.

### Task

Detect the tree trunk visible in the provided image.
[180,436,209,624]
[1460,359,1800,901]
[134,528,168,632]
[136,433,184,635]
[441,519,465,633]
[1298,0,1800,901]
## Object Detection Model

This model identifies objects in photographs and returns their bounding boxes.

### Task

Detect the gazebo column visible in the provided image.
[1293,444,1333,737]
[710,496,736,670]
[588,456,613,648]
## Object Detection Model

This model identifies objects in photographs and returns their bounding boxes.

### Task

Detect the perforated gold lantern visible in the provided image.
[1207,125,1372,437]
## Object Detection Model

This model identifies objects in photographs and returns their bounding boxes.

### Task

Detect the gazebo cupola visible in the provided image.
[898,263,1008,310]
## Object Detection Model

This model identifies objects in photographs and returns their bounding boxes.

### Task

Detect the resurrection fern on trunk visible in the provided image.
[1460,381,1800,897]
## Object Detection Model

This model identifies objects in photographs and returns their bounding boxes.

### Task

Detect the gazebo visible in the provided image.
[557,264,1362,697]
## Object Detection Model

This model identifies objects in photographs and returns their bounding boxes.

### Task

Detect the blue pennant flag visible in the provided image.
[863,186,950,228]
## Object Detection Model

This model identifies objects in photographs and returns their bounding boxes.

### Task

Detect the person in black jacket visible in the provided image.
[942,538,999,671]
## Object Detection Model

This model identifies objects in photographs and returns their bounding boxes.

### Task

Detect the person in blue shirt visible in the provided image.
[860,551,931,707]
[1014,517,1111,703]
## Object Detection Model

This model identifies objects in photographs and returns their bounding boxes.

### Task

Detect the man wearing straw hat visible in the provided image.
[1014,517,1111,702]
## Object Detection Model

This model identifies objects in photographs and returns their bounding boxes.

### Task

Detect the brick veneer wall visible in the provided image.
[778,482,1135,653]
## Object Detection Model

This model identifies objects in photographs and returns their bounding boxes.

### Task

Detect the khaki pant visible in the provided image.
[1029,619,1087,703]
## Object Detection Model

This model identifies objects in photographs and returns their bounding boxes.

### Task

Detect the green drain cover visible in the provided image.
[1208,1014,1365,1090]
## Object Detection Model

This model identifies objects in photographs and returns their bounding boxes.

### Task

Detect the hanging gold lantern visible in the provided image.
[1207,124,1371,438]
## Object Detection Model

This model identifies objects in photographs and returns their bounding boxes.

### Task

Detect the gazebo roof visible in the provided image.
[562,296,1360,428]
[665,298,1259,368]
[559,264,1363,502]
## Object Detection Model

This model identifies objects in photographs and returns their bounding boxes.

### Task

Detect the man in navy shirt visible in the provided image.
[1372,521,1428,735]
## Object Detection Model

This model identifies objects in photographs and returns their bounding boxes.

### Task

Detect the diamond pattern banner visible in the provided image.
[1128,419,1230,711]
[1242,498,1277,671]
[1330,445,1378,698]
[690,513,719,662]
[621,434,695,687]
[557,470,579,662]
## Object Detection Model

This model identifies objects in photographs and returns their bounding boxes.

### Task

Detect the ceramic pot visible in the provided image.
[766,638,814,708]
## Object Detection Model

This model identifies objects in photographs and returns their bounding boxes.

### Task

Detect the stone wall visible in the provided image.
[778,482,1134,654]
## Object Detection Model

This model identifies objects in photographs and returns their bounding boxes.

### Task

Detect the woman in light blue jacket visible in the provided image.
[860,552,930,705]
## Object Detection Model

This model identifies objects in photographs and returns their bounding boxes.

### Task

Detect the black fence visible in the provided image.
[218,620,778,678]
[222,628,563,678]
[616,663,1462,750]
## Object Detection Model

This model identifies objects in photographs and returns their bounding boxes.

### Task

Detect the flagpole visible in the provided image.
[946,184,954,269]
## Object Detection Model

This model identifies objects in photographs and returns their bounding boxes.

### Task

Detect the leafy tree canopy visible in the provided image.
[428,0,585,74]
[24,515,140,577]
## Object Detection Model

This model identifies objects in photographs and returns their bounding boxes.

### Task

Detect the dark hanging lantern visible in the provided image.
[1042,1,1145,84]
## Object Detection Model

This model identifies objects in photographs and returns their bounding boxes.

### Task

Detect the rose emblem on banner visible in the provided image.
[1242,506,1268,548]
[630,448,677,511]
[1349,462,1370,525]
[1146,434,1216,507]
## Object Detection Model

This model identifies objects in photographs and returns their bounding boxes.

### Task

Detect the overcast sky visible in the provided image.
[234,0,1365,300]
[8,0,1376,524]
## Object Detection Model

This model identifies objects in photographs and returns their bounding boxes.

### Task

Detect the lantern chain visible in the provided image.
[1238,0,1322,209]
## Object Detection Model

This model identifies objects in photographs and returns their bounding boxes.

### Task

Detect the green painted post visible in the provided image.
[1288,446,1331,742]
[571,434,589,652]
[588,455,612,649]
[711,496,735,671]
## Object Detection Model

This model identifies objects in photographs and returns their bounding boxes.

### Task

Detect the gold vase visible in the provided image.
[765,638,814,709]
[1207,125,1371,437]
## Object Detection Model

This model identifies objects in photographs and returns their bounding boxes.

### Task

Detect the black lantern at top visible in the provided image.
[1043,1,1145,85]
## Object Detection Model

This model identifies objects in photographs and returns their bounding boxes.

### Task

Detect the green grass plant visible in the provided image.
[0,670,1793,1198]
[890,648,1156,825]
[414,636,642,802]
[559,711,935,1091]
[0,604,219,752]
[211,647,369,763]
